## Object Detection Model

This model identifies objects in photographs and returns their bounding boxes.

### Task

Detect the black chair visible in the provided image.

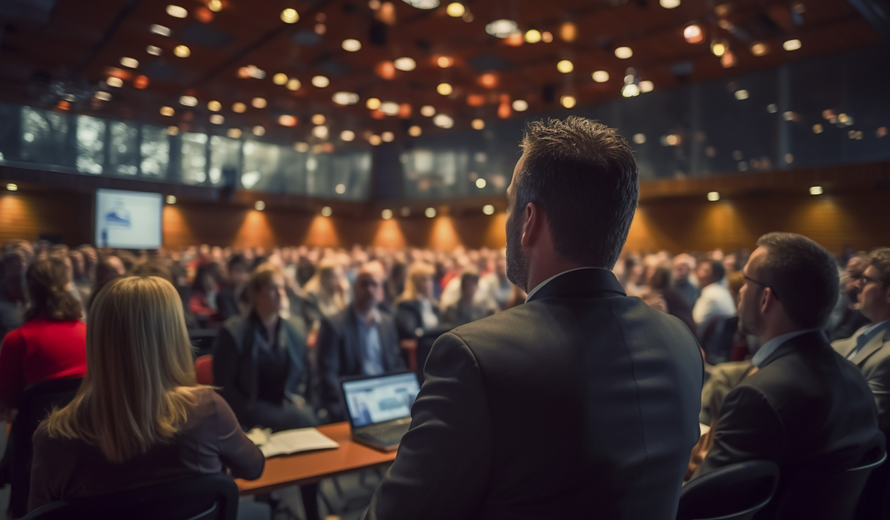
[0,377,83,519]
[773,451,887,520]
[678,460,780,520]
[22,473,239,520]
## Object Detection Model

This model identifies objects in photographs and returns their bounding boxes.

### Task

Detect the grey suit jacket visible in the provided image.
[833,325,890,432]
[360,268,704,520]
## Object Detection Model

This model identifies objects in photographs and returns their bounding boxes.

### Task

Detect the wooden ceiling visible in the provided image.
[0,0,882,146]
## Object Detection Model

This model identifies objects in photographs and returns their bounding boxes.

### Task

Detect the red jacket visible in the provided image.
[0,317,87,408]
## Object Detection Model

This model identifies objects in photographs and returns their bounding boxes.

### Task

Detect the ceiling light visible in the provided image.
[683,24,703,44]
[809,186,823,195]
[147,45,162,56]
[381,102,399,115]
[561,95,576,108]
[403,0,439,8]
[394,57,416,71]
[542,31,553,43]
[255,201,266,211]
[166,5,187,18]
[366,98,382,110]
[660,0,680,8]
[340,130,355,141]
[425,207,436,218]
[312,126,329,139]
[332,92,359,105]
[342,39,362,52]
[232,102,246,113]
[812,124,823,134]
[614,47,633,59]
[471,119,485,130]
[252,126,265,136]
[210,114,224,124]
[734,89,749,100]
[120,57,139,68]
[281,8,299,23]
[106,77,123,88]
[485,19,519,39]
[375,61,396,79]
[321,206,333,216]
[420,105,436,117]
[207,100,221,111]
[557,60,574,73]
[721,49,737,68]
[7,183,18,192]
[633,133,646,144]
[173,45,190,58]
[751,43,768,56]
[437,83,453,96]
[179,96,197,106]
[622,84,640,97]
[525,29,541,44]
[208,0,222,12]
[94,91,112,101]
[166,195,176,204]
[150,24,171,36]
[311,114,326,125]
[382,209,393,220]
[483,205,495,215]
[512,100,528,112]
[312,75,330,88]
[437,56,454,68]
[639,80,654,93]
[476,178,486,188]
[133,75,149,89]
[227,128,242,138]
[409,125,422,137]
[707,192,720,202]
[479,73,497,88]
[446,2,465,17]
[273,73,288,85]
[369,135,382,146]
[160,106,175,116]
[560,22,577,42]
[711,40,727,57]
[278,115,297,127]
[381,131,394,142]
[783,39,802,51]
[592,70,610,83]
[251,97,267,109]
[433,114,454,128]
[286,78,301,91]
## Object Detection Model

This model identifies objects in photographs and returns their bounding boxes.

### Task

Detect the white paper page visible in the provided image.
[259,427,340,458]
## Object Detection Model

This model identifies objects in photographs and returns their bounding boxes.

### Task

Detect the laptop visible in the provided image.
[340,372,420,452]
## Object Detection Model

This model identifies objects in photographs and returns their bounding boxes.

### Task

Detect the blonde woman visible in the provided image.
[393,262,440,340]
[302,258,349,321]
[29,276,264,513]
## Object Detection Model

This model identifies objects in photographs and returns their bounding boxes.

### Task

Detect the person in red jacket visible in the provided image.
[0,257,86,420]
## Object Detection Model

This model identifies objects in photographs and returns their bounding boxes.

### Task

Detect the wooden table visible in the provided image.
[236,422,397,495]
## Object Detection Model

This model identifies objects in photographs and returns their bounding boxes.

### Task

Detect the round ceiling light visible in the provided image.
[512,100,528,112]
[332,92,359,105]
[402,0,439,9]
[342,39,362,52]
[420,105,435,117]
[394,57,416,71]
[557,60,574,73]
[437,83,453,96]
[280,8,299,23]
[446,2,464,17]
[614,47,633,59]
[173,45,190,58]
[485,19,519,38]
[311,75,330,88]
[433,114,454,129]
[592,70,610,83]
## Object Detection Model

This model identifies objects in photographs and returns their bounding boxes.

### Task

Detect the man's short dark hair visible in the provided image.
[756,232,839,329]
[708,260,725,282]
[227,253,249,272]
[515,116,639,269]
[867,248,890,285]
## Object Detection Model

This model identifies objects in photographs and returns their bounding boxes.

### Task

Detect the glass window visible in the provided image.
[209,135,240,186]
[76,115,105,174]
[21,106,70,167]
[242,140,281,192]
[180,132,208,185]
[140,125,170,178]
[109,121,139,176]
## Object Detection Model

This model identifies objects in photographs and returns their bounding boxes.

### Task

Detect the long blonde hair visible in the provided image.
[395,262,436,307]
[45,276,203,462]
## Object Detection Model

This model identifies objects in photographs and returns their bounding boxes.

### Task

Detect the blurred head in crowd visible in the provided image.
[249,263,286,320]
[459,271,481,303]
[132,260,175,285]
[696,260,724,289]
[672,254,695,284]
[354,261,385,314]
[226,254,251,287]
[859,248,890,324]
[843,253,869,305]
[191,262,220,295]
[402,263,436,302]
[24,257,82,322]
[738,232,839,339]
[96,255,126,286]
[69,250,86,283]
[647,265,672,291]
[506,117,639,292]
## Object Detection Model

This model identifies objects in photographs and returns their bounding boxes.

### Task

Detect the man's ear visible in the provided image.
[760,287,777,314]
[520,202,541,249]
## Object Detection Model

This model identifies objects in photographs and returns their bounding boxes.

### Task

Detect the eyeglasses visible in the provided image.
[859,275,883,288]
[744,274,780,301]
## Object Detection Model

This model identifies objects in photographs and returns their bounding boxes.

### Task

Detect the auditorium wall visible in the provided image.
[1,188,888,254]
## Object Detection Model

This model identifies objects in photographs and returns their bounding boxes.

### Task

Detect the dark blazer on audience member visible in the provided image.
[317,307,405,421]
[360,268,704,520]
[694,331,884,495]
[833,325,890,433]
[394,299,439,340]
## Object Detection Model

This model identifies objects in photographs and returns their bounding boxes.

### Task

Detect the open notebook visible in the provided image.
[246,427,340,458]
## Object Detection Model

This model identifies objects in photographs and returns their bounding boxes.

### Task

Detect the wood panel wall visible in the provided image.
[2,186,889,255]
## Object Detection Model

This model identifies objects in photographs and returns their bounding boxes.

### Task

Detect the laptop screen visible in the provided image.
[342,372,420,428]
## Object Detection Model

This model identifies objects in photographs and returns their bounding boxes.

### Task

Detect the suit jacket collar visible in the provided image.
[758,330,829,369]
[850,326,890,366]
[833,325,870,358]
[526,268,626,304]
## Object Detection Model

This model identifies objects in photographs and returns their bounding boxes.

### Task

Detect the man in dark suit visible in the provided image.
[318,261,405,422]
[360,117,704,520]
[692,233,884,512]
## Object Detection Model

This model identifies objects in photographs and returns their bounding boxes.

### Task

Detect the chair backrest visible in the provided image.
[0,377,83,519]
[22,473,239,520]
[773,451,887,520]
[678,460,780,520]
[195,354,214,385]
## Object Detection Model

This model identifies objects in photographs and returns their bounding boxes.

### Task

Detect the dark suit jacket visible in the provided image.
[360,268,704,520]
[695,331,884,511]
[317,307,405,421]
[394,299,439,340]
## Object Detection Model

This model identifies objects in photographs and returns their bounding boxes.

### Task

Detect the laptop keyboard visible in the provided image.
[358,422,411,445]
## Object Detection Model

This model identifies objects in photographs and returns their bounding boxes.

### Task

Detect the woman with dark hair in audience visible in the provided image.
[647,265,697,334]
[28,276,266,517]
[393,262,440,340]
[87,254,126,312]
[0,257,86,420]
[189,262,221,326]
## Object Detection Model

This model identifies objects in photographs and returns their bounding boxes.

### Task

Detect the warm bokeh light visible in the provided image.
[286,78,301,91]
[660,0,680,8]
[251,97,267,109]
[208,0,222,12]
[332,92,359,105]
[592,70,610,83]
[312,126,329,139]
[147,45,162,56]
[479,74,497,88]
[560,95,576,108]
[560,22,577,42]
[399,103,412,118]
[278,115,297,127]
[342,39,362,52]
[227,128,242,138]
[166,5,187,18]
[751,43,768,56]
[557,60,574,73]
[707,192,720,202]
[252,125,265,136]
[783,39,802,51]
[446,3,465,17]
[321,206,333,217]
[466,94,485,107]
[255,201,266,211]
[281,8,299,23]
[394,57,416,72]
[810,186,823,195]
[232,102,246,113]
[167,126,179,135]
[614,46,633,59]
[207,100,222,111]
[541,31,553,43]
[711,40,727,57]
[312,114,326,125]
[471,118,485,130]
[381,131,394,142]
[437,83,453,96]
[408,125,422,137]
[375,61,396,79]
[512,99,528,111]
[340,130,355,141]
[721,49,737,68]
[420,105,436,117]
[683,24,703,44]
[150,24,171,36]
[273,73,288,85]
[133,75,149,89]
[483,205,495,215]
[120,57,139,68]
[166,195,176,204]
[476,178,486,189]
[433,114,454,128]
[173,45,190,58]
[179,96,197,106]
[209,114,224,124]
[639,80,654,93]
[369,135,382,146]
[381,209,393,220]
[106,77,123,88]
[497,102,511,119]
[367,98,382,110]
[437,56,454,68]
[312,75,330,88]
[425,207,436,218]
[525,29,541,43]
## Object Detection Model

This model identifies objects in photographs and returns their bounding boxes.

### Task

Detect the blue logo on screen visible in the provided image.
[104,200,131,227]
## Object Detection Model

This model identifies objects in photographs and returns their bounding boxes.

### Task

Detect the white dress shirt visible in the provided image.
[692,283,736,326]
[751,328,821,367]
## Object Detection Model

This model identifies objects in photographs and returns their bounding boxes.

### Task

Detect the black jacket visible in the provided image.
[394,299,440,340]
[361,268,704,520]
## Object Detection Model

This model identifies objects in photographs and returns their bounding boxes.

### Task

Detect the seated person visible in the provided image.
[0,257,86,418]
[218,253,251,321]
[393,262,440,340]
[317,261,405,422]
[441,271,490,328]
[189,262,221,326]
[689,233,883,510]
[28,276,264,515]
[213,263,316,431]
